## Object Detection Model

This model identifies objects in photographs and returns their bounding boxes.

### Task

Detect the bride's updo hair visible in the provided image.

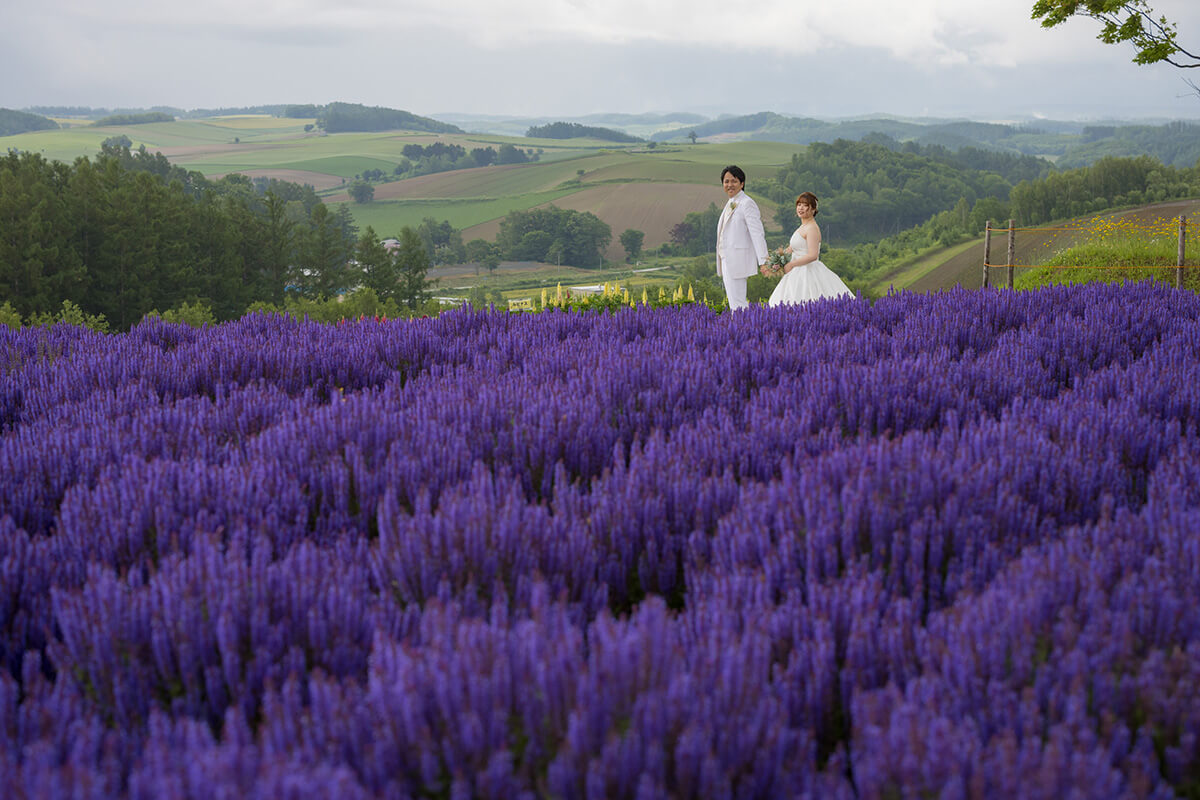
[796,192,819,215]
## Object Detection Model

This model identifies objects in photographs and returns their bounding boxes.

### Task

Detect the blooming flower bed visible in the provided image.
[2,283,1200,797]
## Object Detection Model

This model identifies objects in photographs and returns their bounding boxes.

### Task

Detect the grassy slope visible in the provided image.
[4,116,315,162]
[868,239,981,294]
[872,198,1200,294]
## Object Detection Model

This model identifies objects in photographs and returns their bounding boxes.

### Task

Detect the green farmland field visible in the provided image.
[3,114,802,260]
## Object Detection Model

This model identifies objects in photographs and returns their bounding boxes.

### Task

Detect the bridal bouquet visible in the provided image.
[761,247,788,277]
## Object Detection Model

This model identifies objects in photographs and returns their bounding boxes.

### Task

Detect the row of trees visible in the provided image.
[1055,121,1200,168]
[1007,154,1199,224]
[0,146,433,330]
[389,142,535,179]
[347,143,539,203]
[858,135,1053,183]
[92,112,174,126]
[526,122,642,143]
[399,142,536,169]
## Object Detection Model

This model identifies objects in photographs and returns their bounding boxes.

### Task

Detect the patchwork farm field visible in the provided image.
[328,159,604,201]
[462,181,748,257]
[3,116,799,262]
[339,189,585,236]
[4,284,1200,795]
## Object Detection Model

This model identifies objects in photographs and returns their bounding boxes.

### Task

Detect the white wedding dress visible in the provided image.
[768,227,853,307]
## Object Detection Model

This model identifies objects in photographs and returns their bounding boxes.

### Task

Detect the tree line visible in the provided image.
[1056,122,1200,168]
[347,142,539,202]
[390,142,535,179]
[0,109,58,136]
[0,137,609,330]
[525,122,642,143]
[283,102,461,134]
[398,142,537,170]
[762,138,1051,244]
[0,145,435,330]
[93,112,175,126]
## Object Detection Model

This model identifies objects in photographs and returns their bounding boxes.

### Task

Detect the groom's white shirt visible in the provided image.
[716,190,769,279]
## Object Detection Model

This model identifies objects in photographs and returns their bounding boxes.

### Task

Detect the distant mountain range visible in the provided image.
[14,104,1200,169]
[449,110,1200,168]
[432,111,707,139]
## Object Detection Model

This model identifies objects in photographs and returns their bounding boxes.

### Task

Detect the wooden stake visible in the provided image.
[1178,215,1187,290]
[983,221,992,289]
[1006,219,1016,290]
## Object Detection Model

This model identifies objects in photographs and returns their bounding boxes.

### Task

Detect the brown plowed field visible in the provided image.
[901,199,1200,293]
[461,182,723,261]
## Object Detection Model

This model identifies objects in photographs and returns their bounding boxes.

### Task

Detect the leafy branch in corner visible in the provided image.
[1031,1,1198,69]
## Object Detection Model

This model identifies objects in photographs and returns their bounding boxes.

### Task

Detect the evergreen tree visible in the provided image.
[356,226,398,301]
[297,204,353,298]
[394,227,433,310]
[259,191,297,304]
[0,152,85,317]
[87,164,177,329]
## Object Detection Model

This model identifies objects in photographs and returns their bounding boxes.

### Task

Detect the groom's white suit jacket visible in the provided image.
[715,190,769,280]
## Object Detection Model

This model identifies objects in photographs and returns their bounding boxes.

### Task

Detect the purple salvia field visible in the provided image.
[2,283,1200,797]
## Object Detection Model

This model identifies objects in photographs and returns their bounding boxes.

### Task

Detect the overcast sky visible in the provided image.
[5,0,1200,121]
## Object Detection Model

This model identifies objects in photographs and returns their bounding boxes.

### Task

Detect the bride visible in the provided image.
[767,192,853,307]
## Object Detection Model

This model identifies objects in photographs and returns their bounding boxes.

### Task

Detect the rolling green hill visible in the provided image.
[646,112,1200,166]
[9,111,1198,273]
[0,108,58,136]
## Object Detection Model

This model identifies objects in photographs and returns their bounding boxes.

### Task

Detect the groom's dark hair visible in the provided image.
[720,165,746,184]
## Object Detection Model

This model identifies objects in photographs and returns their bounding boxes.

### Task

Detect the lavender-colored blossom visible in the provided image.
[4,284,1200,795]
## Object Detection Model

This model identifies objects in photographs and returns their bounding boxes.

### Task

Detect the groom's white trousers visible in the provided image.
[723,273,749,310]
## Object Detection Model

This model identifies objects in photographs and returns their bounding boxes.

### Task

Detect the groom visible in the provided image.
[715,165,769,310]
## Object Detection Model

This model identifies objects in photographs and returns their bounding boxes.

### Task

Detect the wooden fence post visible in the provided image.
[1006,219,1016,290]
[1179,215,1187,290]
[983,221,992,289]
